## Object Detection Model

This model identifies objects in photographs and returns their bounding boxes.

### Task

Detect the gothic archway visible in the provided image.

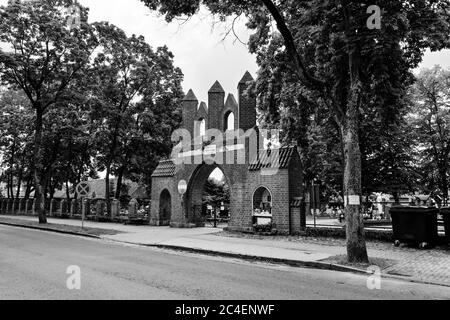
[185,164,231,227]
[224,111,235,131]
[159,189,172,226]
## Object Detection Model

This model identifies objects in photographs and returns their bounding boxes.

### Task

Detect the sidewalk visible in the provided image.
[1,215,449,287]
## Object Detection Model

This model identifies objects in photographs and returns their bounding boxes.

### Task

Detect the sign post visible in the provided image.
[178,180,187,224]
[76,182,90,229]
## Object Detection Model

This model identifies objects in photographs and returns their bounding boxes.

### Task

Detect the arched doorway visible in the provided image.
[195,118,206,137]
[224,111,235,131]
[159,189,172,226]
[253,186,272,215]
[186,165,231,227]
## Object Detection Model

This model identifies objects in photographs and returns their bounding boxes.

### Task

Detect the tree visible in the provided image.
[140,0,450,262]
[0,0,98,223]
[0,89,34,199]
[409,66,450,205]
[203,177,230,210]
[90,23,183,211]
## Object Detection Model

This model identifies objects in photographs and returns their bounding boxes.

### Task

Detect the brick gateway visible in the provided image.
[150,72,304,234]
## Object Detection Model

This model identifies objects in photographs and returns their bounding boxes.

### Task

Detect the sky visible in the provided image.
[77,0,258,103]
[76,0,449,101]
[1,0,449,101]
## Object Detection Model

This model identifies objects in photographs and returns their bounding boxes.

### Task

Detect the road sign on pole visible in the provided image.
[75,182,90,229]
[76,182,90,198]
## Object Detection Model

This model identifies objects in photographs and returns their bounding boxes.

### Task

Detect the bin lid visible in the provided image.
[390,206,439,214]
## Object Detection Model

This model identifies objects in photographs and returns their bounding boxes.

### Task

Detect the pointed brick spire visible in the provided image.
[225,94,238,108]
[183,89,198,101]
[238,71,254,86]
[208,81,225,93]
[198,101,208,112]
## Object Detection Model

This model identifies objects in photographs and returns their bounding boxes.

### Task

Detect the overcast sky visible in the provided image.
[79,0,450,102]
[78,0,258,103]
[1,0,449,102]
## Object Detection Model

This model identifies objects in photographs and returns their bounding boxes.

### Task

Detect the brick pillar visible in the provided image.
[128,198,138,216]
[96,200,106,219]
[32,198,38,216]
[60,199,67,217]
[25,199,30,215]
[49,199,55,217]
[208,81,225,130]
[82,198,90,218]
[12,199,17,215]
[18,199,24,215]
[71,200,78,217]
[8,199,13,214]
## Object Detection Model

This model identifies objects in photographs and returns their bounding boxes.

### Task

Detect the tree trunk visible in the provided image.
[25,177,32,200]
[440,164,448,206]
[66,180,71,201]
[115,165,125,199]
[6,179,10,199]
[342,83,369,263]
[15,168,23,199]
[9,140,16,200]
[393,191,400,205]
[105,164,111,214]
[33,108,47,224]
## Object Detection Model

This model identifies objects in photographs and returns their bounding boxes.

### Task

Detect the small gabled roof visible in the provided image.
[249,146,297,171]
[225,94,238,108]
[152,160,176,177]
[209,80,225,93]
[198,101,208,113]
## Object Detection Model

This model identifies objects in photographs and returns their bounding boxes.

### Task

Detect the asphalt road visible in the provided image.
[0,225,449,300]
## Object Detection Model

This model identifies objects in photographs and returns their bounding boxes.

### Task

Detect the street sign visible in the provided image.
[178,180,187,196]
[76,182,90,198]
[75,182,90,230]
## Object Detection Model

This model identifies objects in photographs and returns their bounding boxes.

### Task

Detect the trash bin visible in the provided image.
[440,208,450,243]
[390,206,439,249]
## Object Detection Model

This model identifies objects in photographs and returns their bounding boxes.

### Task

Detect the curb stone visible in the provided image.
[0,221,101,239]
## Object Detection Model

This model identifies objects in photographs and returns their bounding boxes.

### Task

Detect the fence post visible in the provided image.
[111,199,119,221]
[83,198,91,218]
[8,199,13,215]
[32,198,38,216]
[70,200,76,217]
[25,199,30,215]
[300,197,307,232]
[60,199,67,217]
[49,199,55,217]
[18,198,24,215]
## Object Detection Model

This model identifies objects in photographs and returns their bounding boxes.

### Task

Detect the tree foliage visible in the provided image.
[0,0,183,220]
[409,66,450,203]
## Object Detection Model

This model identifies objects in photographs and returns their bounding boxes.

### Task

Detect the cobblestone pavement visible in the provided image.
[216,231,450,287]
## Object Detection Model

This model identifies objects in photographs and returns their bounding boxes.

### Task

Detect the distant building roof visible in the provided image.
[415,195,430,201]
[130,185,150,199]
